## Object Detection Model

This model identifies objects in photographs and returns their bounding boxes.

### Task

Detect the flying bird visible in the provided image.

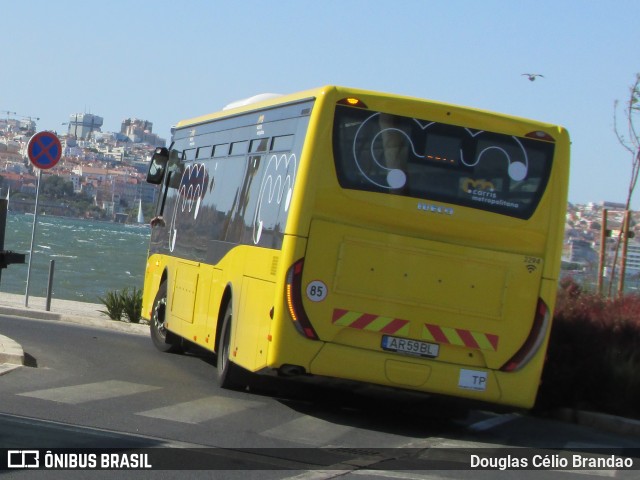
[522,73,544,82]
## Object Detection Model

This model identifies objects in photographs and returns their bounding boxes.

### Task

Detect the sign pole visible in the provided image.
[24,131,62,308]
[25,169,42,307]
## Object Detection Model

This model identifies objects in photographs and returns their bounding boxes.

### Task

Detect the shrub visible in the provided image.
[99,290,125,321]
[537,278,640,419]
[99,287,143,323]
[121,287,143,323]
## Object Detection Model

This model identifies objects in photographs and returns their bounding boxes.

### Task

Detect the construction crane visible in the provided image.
[2,112,39,133]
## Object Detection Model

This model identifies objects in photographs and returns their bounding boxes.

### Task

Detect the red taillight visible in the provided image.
[285,259,319,340]
[500,299,550,372]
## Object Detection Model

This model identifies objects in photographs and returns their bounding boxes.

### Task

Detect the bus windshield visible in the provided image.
[333,105,555,219]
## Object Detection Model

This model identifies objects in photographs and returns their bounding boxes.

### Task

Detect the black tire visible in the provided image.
[216,302,242,389]
[150,281,182,353]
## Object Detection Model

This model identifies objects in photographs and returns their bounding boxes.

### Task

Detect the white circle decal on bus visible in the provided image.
[387,169,407,189]
[508,161,527,182]
[306,280,328,302]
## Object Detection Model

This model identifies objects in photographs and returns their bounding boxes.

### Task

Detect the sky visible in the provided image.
[2,0,639,208]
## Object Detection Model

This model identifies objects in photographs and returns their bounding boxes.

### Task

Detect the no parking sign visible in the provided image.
[27,131,61,170]
[24,131,63,308]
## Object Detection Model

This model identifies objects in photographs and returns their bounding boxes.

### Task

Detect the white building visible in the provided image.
[67,113,103,140]
[625,243,640,274]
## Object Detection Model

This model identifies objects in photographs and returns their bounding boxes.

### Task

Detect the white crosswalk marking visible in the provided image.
[18,380,161,404]
[352,472,451,480]
[137,396,263,424]
[261,415,352,446]
[468,412,520,431]
[280,470,352,480]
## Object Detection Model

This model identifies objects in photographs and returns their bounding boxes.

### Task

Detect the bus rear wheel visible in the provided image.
[150,281,182,353]
[217,302,242,389]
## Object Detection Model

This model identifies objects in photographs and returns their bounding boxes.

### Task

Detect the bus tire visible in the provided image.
[150,281,183,353]
[217,302,242,389]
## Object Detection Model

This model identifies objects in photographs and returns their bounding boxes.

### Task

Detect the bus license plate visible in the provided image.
[381,335,439,358]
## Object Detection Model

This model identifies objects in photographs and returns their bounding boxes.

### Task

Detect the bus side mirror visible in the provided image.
[147,147,169,184]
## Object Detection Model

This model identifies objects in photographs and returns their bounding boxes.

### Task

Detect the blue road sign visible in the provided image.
[27,131,62,170]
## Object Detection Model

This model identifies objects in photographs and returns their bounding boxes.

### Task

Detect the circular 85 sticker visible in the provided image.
[306,280,328,302]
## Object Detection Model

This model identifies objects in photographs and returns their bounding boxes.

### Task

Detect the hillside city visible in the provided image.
[0,113,162,221]
[1,113,639,292]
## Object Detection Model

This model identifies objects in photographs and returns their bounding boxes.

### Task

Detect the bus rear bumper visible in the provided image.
[305,342,535,409]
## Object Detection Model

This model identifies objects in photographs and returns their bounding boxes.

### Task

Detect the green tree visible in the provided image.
[41,175,74,199]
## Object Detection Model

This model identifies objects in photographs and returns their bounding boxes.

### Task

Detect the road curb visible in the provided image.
[0,305,61,321]
[572,409,640,438]
[546,408,640,438]
[0,334,24,368]
[58,315,149,334]
[0,305,148,334]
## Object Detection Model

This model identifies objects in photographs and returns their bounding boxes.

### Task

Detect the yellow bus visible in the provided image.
[142,85,569,409]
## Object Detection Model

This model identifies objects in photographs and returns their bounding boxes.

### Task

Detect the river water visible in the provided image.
[1,214,150,304]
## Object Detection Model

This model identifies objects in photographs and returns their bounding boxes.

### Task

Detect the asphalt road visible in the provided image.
[1,314,639,479]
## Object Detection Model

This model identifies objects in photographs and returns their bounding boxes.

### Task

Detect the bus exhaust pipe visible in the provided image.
[279,364,306,377]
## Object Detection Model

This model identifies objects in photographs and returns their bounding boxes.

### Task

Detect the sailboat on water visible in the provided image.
[137,199,145,225]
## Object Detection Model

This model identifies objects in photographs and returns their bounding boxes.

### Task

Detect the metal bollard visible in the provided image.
[46,260,55,311]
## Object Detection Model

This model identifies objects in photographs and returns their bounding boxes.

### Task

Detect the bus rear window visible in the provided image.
[332,105,555,219]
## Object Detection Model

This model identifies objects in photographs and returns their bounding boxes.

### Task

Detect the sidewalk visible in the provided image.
[0,291,105,322]
[0,291,148,374]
